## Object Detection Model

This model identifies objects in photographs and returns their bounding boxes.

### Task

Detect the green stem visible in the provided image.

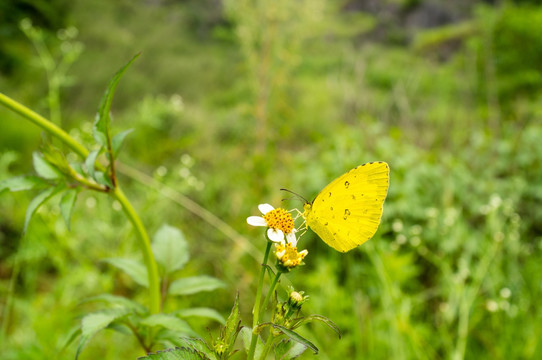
[247,241,272,359]
[257,271,284,360]
[0,259,19,347]
[260,271,282,321]
[259,331,276,360]
[0,92,161,314]
[111,186,161,314]
[0,93,88,159]
[252,241,272,327]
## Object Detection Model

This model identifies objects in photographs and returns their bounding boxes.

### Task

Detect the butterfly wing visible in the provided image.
[305,162,390,252]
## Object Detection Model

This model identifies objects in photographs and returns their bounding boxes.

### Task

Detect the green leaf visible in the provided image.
[291,314,341,338]
[80,294,147,314]
[42,144,71,174]
[153,329,188,348]
[112,128,134,158]
[141,314,195,335]
[60,326,82,354]
[152,224,189,276]
[108,322,133,336]
[275,339,307,360]
[0,176,48,193]
[23,185,65,234]
[224,293,241,350]
[176,338,215,358]
[168,276,225,296]
[85,149,101,180]
[76,309,131,359]
[103,258,148,287]
[240,327,263,360]
[32,152,61,179]
[174,307,226,324]
[60,188,79,230]
[138,347,210,360]
[94,54,140,148]
[94,171,114,188]
[268,324,318,354]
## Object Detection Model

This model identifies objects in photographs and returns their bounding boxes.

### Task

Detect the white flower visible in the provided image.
[247,203,297,244]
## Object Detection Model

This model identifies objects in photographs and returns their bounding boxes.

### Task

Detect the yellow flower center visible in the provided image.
[263,208,295,233]
[275,243,308,269]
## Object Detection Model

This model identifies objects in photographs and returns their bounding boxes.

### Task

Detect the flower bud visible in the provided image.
[288,290,308,310]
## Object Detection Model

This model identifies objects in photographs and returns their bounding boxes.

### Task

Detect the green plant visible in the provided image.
[140,204,341,360]
[0,55,224,358]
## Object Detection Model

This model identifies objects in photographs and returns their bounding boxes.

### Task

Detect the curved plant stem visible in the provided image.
[248,241,272,359]
[112,186,161,314]
[0,93,88,159]
[0,92,161,314]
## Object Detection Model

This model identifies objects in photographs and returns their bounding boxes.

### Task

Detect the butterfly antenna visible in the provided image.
[281,195,296,202]
[280,188,309,204]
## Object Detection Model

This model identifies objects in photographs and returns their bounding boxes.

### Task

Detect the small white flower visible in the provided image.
[247,203,297,244]
[247,204,274,227]
[267,228,286,243]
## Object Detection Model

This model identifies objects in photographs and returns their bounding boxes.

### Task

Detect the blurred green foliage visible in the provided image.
[1,0,542,359]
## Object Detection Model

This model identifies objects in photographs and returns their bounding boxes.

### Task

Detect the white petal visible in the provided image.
[247,216,267,227]
[258,203,274,215]
[286,232,297,247]
[267,228,285,243]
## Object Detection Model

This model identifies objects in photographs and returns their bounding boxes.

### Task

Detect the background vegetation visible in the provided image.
[1,0,542,358]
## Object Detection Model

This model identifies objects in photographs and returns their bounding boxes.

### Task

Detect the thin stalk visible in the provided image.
[0,260,19,347]
[259,270,282,322]
[66,165,109,192]
[253,270,282,360]
[259,332,276,360]
[365,243,405,358]
[452,239,500,360]
[0,93,88,159]
[256,270,284,360]
[112,186,161,314]
[247,241,272,359]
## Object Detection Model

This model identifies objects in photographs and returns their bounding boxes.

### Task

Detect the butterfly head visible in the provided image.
[302,202,312,216]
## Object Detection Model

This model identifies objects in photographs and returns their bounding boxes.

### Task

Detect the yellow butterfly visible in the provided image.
[302,161,390,252]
